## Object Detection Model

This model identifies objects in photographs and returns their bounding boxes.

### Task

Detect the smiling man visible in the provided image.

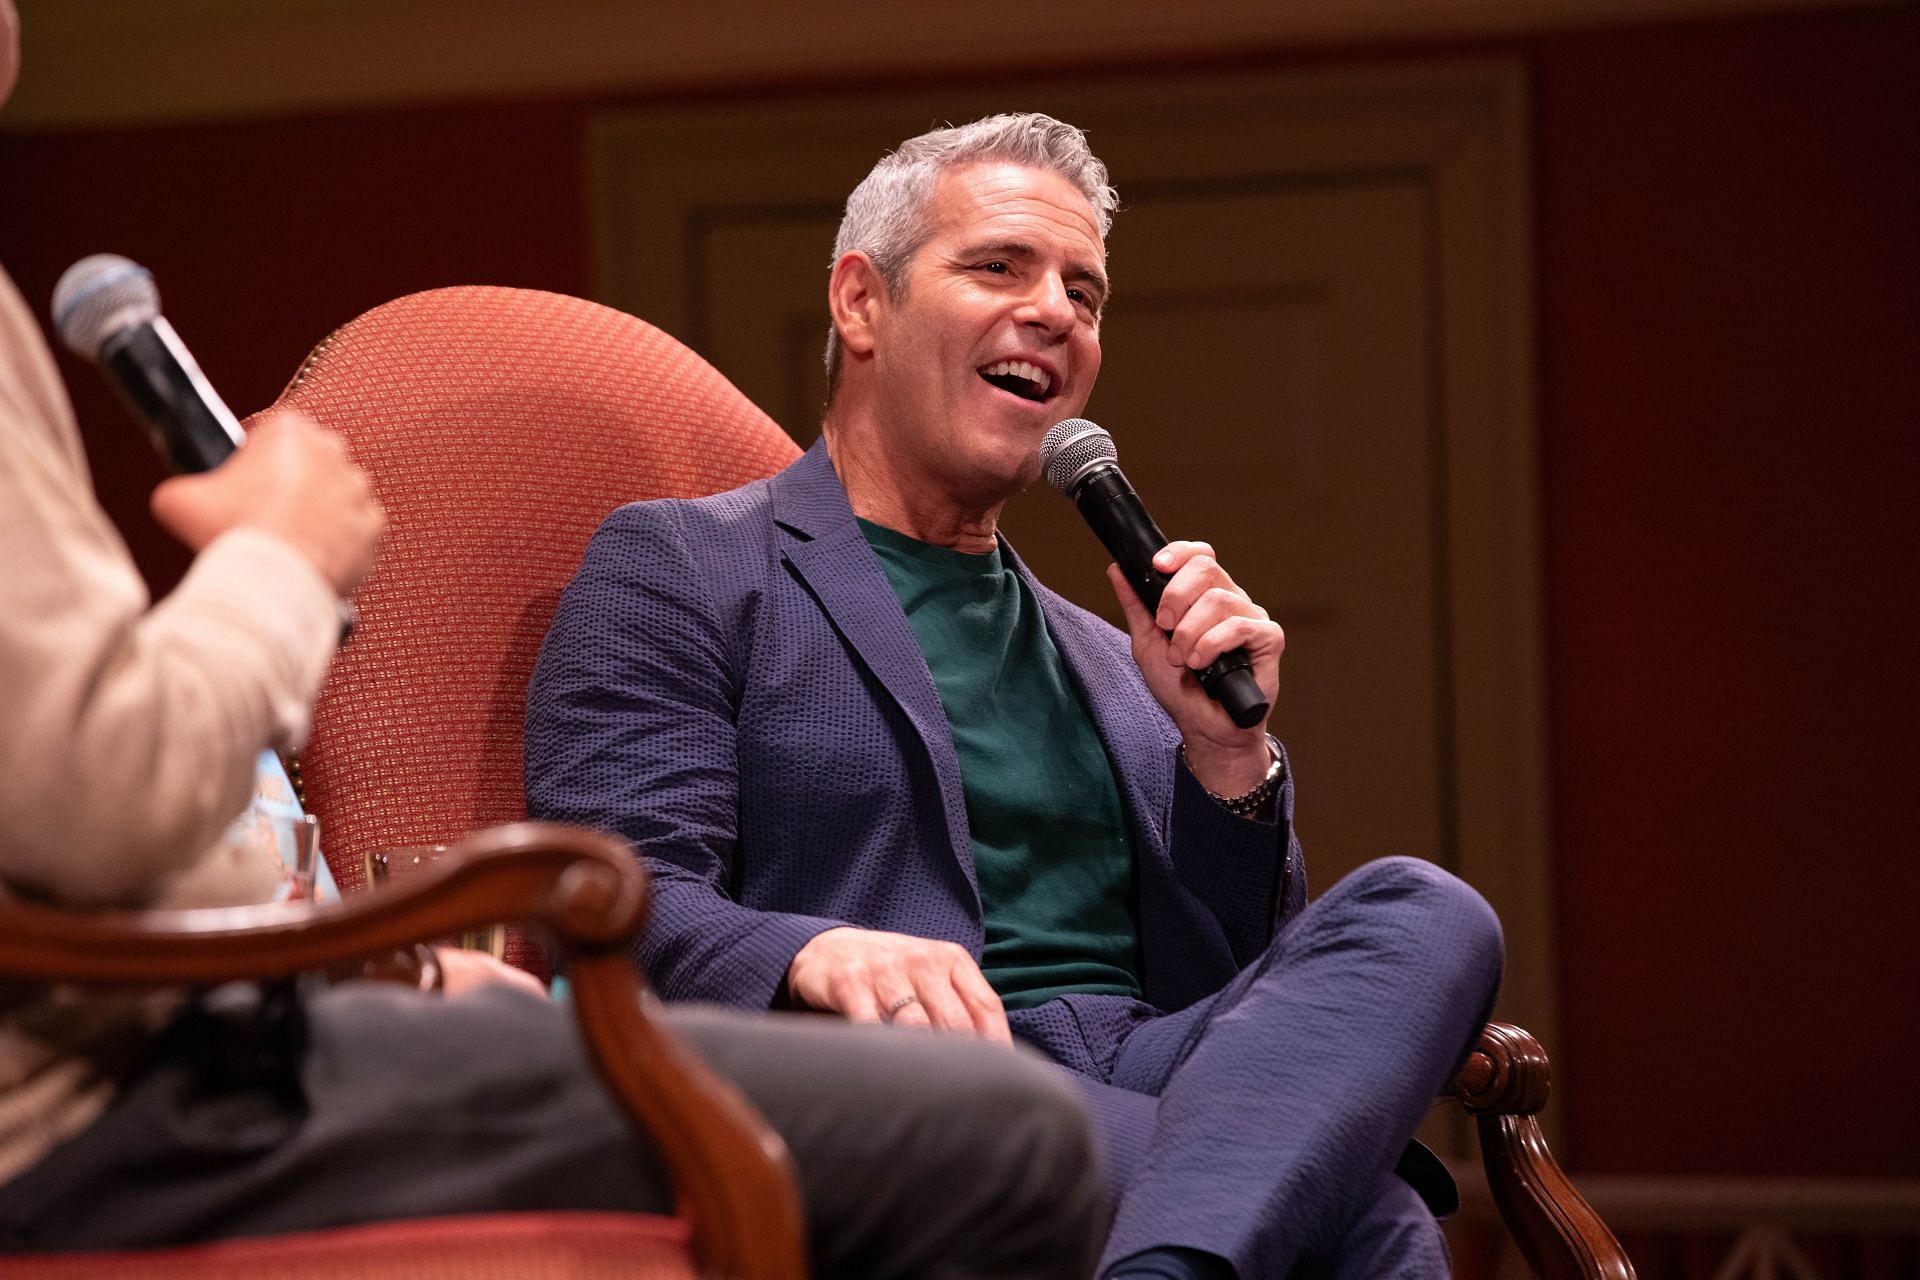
[528,113,1505,1279]
[823,157,1107,549]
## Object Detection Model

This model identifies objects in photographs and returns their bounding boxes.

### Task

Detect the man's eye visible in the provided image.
[979,261,1009,274]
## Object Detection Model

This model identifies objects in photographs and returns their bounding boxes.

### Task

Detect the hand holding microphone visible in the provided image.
[1040,418,1284,793]
[149,414,383,598]
[51,255,382,604]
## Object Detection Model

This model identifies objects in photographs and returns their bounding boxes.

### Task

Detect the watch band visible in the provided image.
[1181,741,1284,818]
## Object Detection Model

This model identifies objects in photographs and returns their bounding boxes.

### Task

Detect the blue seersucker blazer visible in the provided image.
[525,438,1307,1075]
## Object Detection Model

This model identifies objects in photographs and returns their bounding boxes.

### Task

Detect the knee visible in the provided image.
[1336,857,1504,995]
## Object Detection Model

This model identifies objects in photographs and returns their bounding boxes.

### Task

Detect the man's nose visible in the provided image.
[1017,272,1076,337]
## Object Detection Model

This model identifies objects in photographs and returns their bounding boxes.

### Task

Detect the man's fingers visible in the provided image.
[434,947,546,999]
[952,958,1014,1045]
[1154,555,1238,633]
[1187,614,1284,675]
[1149,540,1224,622]
[906,966,976,1033]
[1150,539,1216,572]
[828,970,887,1025]
[878,953,950,1031]
[1170,587,1267,659]
[886,995,934,1030]
[250,407,324,439]
[784,928,1008,1042]
[145,407,383,595]
[1199,614,1282,664]
[149,472,225,551]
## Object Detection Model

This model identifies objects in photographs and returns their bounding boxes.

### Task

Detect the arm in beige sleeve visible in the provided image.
[0,273,339,907]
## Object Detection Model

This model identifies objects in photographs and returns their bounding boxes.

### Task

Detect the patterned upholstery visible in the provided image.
[3,1213,695,1279]
[254,286,800,969]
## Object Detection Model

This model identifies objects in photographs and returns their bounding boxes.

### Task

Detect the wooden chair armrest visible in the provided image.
[1453,1020,1552,1117]
[0,821,805,1280]
[1451,1022,1635,1280]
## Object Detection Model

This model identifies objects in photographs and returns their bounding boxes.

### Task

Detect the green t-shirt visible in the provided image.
[861,520,1142,1010]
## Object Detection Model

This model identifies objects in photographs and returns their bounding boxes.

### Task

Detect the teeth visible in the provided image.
[980,360,1052,395]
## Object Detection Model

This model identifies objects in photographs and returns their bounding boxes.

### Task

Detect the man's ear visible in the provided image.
[827,252,885,359]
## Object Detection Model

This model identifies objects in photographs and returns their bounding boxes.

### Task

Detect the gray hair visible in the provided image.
[824,112,1118,398]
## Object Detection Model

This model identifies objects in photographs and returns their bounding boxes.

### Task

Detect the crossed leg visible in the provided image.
[1072,856,1503,1278]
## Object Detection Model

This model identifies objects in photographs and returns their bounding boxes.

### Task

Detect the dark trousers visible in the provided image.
[0,983,1101,1280]
[1066,857,1504,1279]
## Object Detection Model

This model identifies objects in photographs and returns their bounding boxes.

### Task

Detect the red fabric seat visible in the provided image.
[2,1213,695,1280]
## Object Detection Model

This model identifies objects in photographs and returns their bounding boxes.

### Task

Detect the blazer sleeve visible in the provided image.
[1166,738,1309,968]
[524,500,848,1007]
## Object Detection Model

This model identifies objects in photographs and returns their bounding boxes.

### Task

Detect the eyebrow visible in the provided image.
[957,239,1110,300]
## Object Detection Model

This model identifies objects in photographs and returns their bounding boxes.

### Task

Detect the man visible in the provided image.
[528,112,1504,1278]
[0,10,1100,1274]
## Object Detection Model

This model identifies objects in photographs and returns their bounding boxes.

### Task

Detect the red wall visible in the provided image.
[3,5,1913,1177]
[1533,8,1919,1176]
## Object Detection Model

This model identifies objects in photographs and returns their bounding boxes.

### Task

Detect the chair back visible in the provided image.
[252,287,799,967]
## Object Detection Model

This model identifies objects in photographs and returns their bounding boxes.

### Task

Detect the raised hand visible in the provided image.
[150,410,384,597]
[1108,540,1284,797]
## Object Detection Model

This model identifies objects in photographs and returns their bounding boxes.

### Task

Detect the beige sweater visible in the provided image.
[0,264,340,1185]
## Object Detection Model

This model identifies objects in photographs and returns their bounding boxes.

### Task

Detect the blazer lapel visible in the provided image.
[771,441,978,899]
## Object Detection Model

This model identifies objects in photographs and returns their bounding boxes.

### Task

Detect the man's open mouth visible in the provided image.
[978,359,1054,403]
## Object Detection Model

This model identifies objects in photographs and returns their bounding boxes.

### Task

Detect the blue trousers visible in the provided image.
[1061,856,1504,1279]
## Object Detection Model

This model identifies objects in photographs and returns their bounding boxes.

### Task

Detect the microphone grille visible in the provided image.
[1039,418,1118,494]
[52,254,159,361]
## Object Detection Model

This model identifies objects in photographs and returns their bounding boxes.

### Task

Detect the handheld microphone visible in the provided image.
[52,253,355,641]
[1039,418,1270,730]
[51,255,246,473]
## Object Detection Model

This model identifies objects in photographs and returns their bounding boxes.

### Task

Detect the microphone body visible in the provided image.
[1041,420,1271,730]
[1069,467,1175,613]
[99,316,247,473]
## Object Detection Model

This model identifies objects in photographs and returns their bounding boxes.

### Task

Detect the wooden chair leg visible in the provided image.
[1453,1023,1636,1280]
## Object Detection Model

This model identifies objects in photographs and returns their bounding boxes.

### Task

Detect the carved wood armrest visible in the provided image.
[1451,1022,1635,1280]
[1454,1020,1553,1116]
[0,822,805,1280]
